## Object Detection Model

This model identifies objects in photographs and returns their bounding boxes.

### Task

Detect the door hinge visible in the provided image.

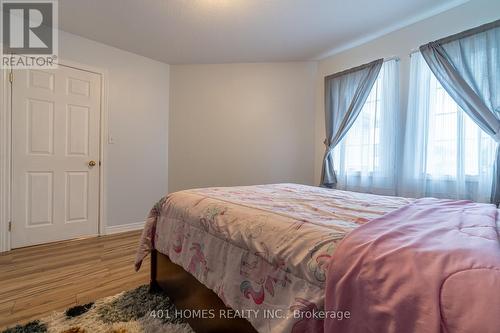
[8,221,12,232]
[8,71,13,84]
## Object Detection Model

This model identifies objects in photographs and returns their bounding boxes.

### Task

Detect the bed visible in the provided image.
[135,183,500,333]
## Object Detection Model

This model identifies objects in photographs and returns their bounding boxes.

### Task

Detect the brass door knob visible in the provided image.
[88,160,96,167]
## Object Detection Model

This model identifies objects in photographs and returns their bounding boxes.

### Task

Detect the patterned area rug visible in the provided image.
[2,285,194,333]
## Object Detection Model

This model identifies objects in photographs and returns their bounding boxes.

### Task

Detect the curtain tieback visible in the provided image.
[494,127,500,143]
[323,138,333,148]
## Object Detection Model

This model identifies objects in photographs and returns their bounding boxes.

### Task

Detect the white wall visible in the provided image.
[59,31,169,228]
[314,0,500,184]
[169,62,317,192]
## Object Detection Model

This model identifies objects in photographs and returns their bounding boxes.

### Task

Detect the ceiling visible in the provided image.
[59,0,468,64]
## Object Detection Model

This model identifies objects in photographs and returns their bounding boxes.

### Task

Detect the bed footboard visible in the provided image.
[149,249,162,293]
[150,250,258,333]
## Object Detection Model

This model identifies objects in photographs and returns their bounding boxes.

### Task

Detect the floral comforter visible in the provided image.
[135,183,411,333]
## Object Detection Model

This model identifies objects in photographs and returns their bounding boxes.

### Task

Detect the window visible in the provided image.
[426,75,496,179]
[401,52,496,202]
[337,71,382,173]
[333,59,399,195]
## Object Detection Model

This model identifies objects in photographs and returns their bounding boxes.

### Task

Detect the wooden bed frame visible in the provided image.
[150,249,258,333]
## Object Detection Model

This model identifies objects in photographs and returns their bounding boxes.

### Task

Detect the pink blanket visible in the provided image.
[135,184,411,333]
[324,198,500,333]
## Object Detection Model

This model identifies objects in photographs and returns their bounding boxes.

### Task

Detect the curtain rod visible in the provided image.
[429,18,500,46]
[409,48,420,56]
[384,56,400,62]
[324,56,398,80]
[408,18,500,57]
[324,58,383,80]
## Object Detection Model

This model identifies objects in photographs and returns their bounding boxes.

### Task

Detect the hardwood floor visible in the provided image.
[0,230,149,330]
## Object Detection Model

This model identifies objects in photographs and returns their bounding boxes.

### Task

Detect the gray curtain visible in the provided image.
[420,20,500,203]
[320,59,383,188]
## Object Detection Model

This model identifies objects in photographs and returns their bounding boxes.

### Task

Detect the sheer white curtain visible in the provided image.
[333,59,399,195]
[400,52,496,202]
[420,22,500,203]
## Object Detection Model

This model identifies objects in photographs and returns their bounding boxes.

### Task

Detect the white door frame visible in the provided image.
[0,59,109,252]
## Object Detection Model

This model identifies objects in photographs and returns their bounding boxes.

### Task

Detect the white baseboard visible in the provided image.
[105,221,145,235]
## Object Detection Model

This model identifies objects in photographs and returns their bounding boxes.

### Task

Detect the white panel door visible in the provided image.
[11,66,101,248]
